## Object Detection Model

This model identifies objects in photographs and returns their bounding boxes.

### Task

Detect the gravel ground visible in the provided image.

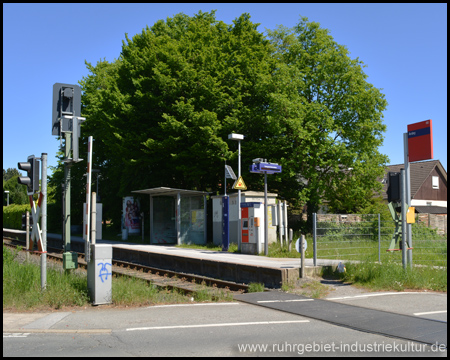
[282,276,369,299]
[5,246,85,275]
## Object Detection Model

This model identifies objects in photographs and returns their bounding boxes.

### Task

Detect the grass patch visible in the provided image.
[298,281,330,298]
[248,282,265,293]
[3,245,90,310]
[3,245,234,311]
[112,274,190,306]
[265,238,313,259]
[281,278,332,298]
[315,221,447,267]
[337,259,447,292]
[175,242,239,253]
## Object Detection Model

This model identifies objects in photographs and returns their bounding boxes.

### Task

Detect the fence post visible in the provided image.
[288,228,293,252]
[26,211,30,262]
[41,153,47,291]
[313,212,317,266]
[300,234,305,278]
[378,213,381,263]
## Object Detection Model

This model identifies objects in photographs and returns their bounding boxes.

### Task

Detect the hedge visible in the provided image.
[3,204,31,230]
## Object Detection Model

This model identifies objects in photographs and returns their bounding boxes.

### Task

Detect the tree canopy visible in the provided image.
[49,11,388,230]
[3,171,28,206]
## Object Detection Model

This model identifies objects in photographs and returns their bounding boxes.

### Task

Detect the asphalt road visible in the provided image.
[3,291,447,357]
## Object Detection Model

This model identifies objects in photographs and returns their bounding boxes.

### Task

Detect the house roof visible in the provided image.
[381,159,447,200]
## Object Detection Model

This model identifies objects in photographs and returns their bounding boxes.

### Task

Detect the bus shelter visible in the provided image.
[132,187,208,245]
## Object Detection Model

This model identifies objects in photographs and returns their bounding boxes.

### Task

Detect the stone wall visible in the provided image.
[417,213,447,235]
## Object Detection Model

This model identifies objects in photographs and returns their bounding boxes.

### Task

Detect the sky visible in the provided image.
[3,3,447,179]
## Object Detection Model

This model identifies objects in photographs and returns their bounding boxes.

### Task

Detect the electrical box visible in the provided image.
[87,244,112,305]
[63,252,78,270]
[407,207,416,224]
[241,202,264,255]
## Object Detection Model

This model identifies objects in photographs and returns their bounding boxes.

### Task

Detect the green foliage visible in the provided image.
[3,175,29,206]
[3,204,30,229]
[3,245,90,310]
[3,168,20,182]
[47,202,62,232]
[339,260,447,292]
[265,17,388,221]
[3,202,61,232]
[49,11,389,229]
[248,282,265,293]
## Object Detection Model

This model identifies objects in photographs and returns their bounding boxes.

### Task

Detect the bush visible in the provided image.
[3,204,30,229]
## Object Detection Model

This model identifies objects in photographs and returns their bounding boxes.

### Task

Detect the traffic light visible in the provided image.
[18,155,39,195]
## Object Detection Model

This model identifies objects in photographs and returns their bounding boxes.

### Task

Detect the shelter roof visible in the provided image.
[132,187,208,197]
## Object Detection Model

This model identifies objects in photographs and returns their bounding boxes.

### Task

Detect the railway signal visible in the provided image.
[53,83,86,268]
[18,155,39,195]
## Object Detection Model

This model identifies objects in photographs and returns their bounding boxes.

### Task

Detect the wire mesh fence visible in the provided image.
[313,213,447,267]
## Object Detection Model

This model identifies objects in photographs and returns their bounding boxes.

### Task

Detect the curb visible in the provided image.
[4,328,112,334]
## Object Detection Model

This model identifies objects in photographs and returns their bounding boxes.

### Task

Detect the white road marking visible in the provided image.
[3,333,30,338]
[126,320,309,332]
[414,310,447,316]
[148,302,239,308]
[257,299,315,303]
[326,292,425,301]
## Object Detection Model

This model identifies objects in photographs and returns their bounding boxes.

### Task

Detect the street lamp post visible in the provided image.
[228,133,244,251]
[4,190,9,206]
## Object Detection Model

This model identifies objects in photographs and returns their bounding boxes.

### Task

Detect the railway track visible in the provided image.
[3,237,249,299]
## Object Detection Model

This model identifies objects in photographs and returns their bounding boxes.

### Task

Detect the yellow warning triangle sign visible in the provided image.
[233,176,247,190]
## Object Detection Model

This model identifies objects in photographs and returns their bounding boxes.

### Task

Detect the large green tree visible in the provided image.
[262,18,388,221]
[48,12,389,231]
[50,11,276,228]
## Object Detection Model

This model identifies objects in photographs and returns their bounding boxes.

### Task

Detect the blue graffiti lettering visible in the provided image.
[98,262,112,283]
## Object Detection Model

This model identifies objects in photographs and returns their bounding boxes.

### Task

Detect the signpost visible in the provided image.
[249,159,282,255]
[407,120,433,162]
[233,176,247,190]
[295,235,307,278]
[399,119,433,269]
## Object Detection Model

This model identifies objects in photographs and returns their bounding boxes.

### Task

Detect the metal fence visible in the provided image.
[312,213,447,267]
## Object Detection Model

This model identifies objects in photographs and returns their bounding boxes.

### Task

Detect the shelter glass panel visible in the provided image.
[180,195,205,245]
[152,196,176,244]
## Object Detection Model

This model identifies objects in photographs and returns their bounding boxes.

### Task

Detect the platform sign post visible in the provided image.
[404,119,433,269]
[407,120,433,162]
[249,159,282,255]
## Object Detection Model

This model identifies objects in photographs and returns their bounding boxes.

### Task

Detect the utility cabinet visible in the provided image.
[241,202,264,255]
[87,244,112,305]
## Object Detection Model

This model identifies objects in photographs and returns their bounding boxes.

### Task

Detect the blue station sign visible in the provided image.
[249,162,282,174]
